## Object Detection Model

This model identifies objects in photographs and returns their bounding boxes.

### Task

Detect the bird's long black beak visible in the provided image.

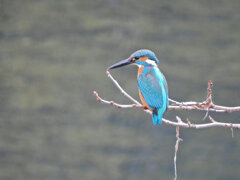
[108,59,131,70]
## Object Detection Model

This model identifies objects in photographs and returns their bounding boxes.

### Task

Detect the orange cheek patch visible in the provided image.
[139,56,148,62]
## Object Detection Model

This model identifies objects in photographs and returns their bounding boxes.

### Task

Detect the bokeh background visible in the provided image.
[1,0,240,179]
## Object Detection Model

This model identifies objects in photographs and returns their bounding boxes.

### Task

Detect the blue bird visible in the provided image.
[108,49,169,125]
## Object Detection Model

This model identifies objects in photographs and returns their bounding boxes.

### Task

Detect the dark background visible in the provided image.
[1,0,240,179]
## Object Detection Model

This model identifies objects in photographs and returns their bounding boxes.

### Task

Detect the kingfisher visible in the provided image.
[108,49,169,125]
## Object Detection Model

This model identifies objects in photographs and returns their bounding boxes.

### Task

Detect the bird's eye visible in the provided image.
[130,57,139,62]
[132,57,139,61]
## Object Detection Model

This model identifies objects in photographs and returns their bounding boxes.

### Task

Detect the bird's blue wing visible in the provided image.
[138,67,168,109]
[162,74,169,107]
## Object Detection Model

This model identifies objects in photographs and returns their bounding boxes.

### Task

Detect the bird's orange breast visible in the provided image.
[138,90,152,112]
[137,66,152,112]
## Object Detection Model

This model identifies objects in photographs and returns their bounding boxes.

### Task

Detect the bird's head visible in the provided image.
[108,49,159,70]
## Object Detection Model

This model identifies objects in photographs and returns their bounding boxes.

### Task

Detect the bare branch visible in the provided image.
[93,91,149,110]
[208,115,217,123]
[93,71,240,129]
[202,110,209,120]
[176,116,183,123]
[94,70,240,180]
[106,71,141,105]
[163,117,240,129]
[168,80,240,113]
[174,126,182,180]
[93,90,152,114]
[231,128,234,138]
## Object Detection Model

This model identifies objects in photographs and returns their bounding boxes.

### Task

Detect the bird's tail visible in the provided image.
[152,108,163,125]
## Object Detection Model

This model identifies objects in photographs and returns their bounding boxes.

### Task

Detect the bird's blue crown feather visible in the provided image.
[130,49,159,64]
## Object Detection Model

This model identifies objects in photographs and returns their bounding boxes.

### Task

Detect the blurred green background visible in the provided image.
[1,0,240,179]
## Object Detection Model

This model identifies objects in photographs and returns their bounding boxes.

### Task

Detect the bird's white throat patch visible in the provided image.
[146,59,157,66]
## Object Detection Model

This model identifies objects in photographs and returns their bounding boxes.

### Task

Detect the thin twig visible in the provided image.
[231,128,234,138]
[174,126,182,180]
[93,91,148,110]
[106,71,141,105]
[169,80,240,113]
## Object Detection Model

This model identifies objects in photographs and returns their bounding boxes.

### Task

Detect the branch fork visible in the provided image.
[93,70,240,180]
[94,71,240,129]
